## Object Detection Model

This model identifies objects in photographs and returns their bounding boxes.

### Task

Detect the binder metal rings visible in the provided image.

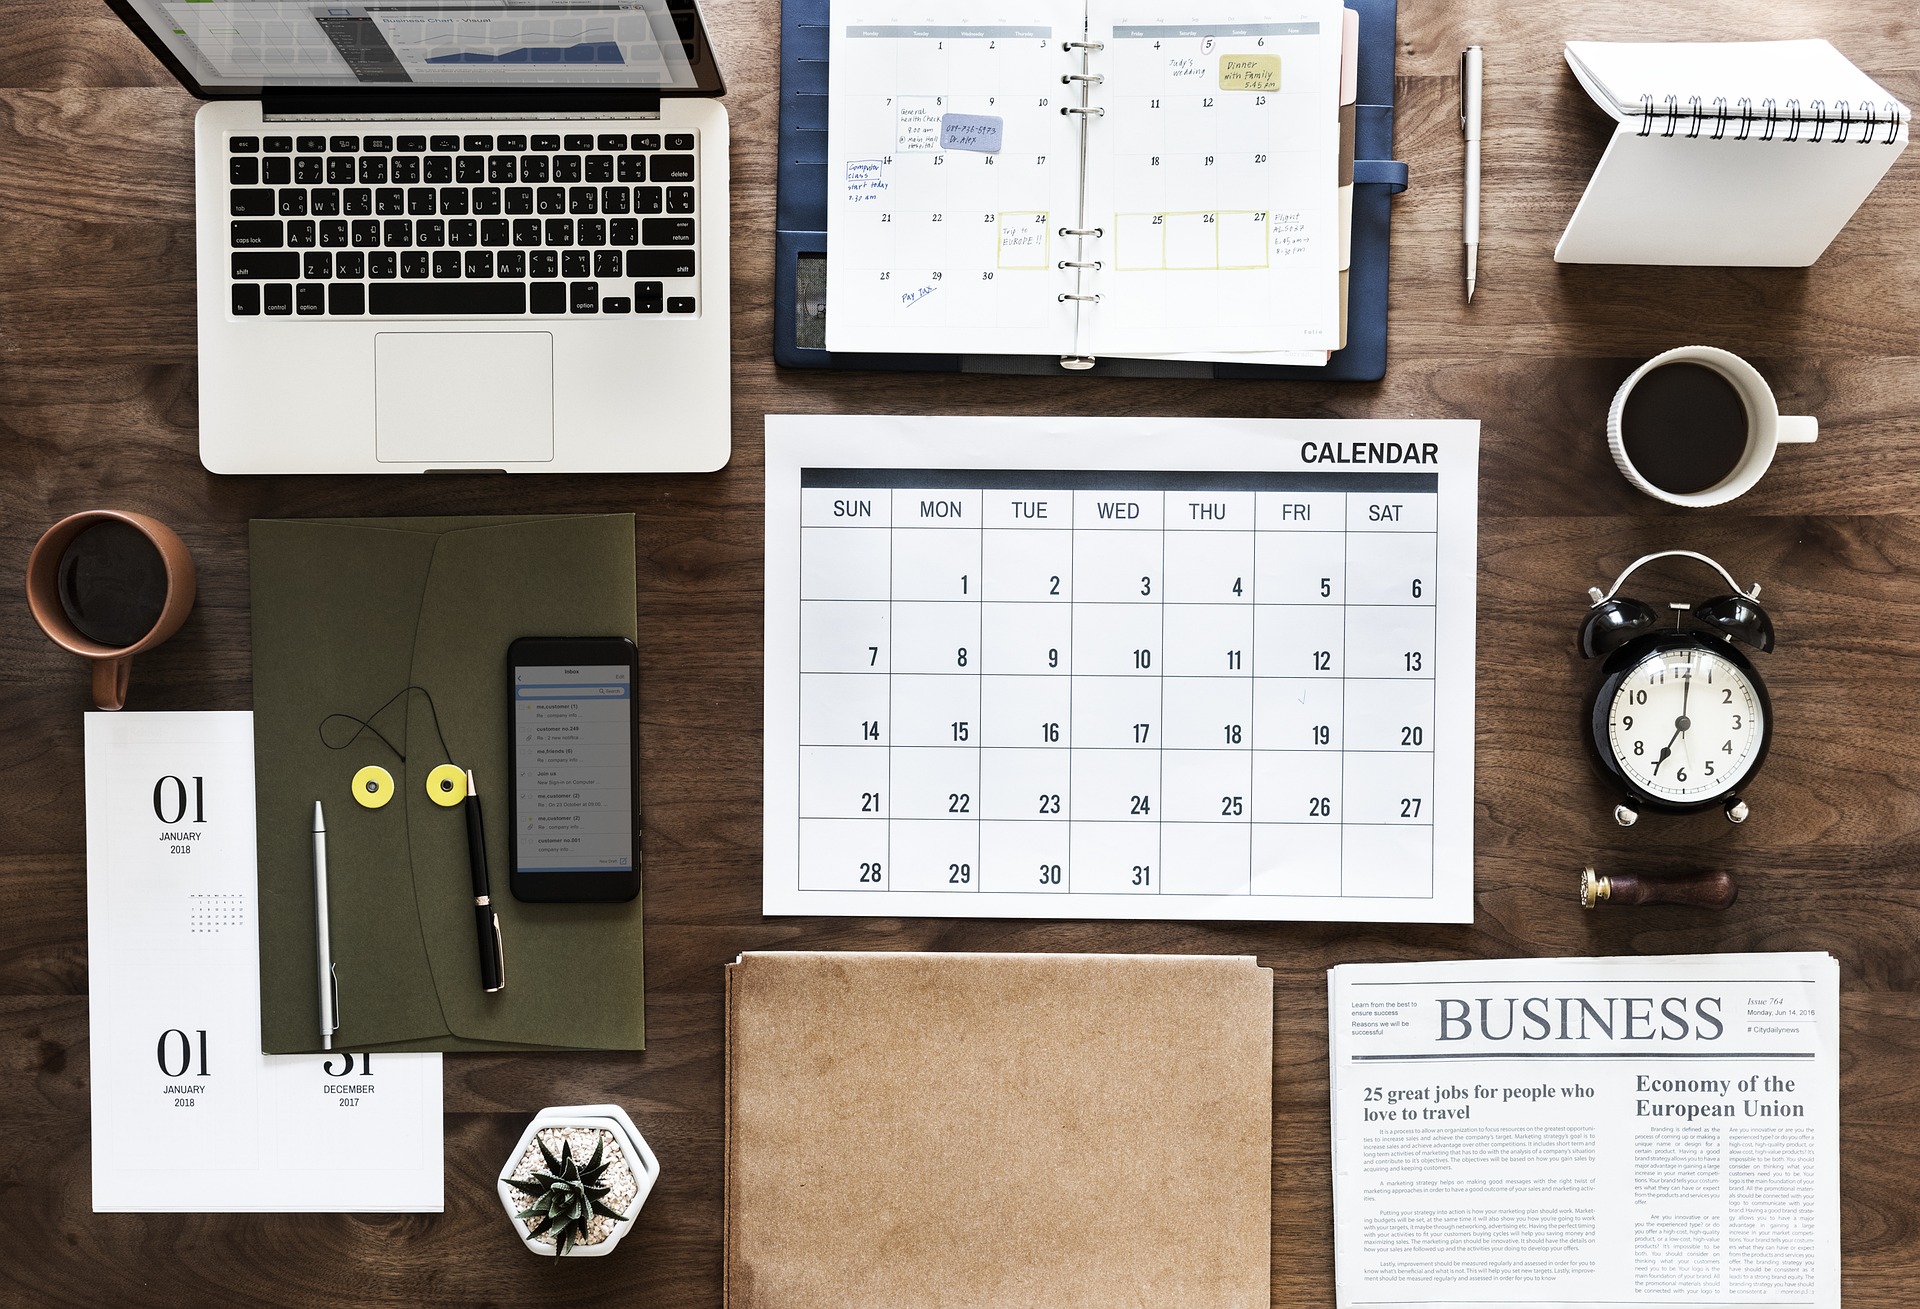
[1058,292,1101,302]
[1637,93,1906,143]
[1062,40,1104,51]
[1058,226,1103,237]
[1062,73,1105,84]
[1061,105,1105,116]
[1058,259,1102,269]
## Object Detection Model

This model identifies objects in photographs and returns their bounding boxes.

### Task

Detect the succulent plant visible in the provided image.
[505,1132,625,1258]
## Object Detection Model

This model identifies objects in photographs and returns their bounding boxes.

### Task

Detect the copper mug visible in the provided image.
[26,511,196,710]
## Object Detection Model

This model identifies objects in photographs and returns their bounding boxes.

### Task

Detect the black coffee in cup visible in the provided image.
[1618,362,1751,495]
[56,519,170,647]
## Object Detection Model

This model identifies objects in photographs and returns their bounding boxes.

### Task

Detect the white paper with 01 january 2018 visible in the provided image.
[1328,952,1839,1309]
[87,712,442,1212]
[765,415,1478,923]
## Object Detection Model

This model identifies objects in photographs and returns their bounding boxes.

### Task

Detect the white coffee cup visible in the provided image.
[1607,345,1818,507]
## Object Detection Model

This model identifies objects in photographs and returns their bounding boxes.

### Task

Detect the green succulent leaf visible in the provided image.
[536,1135,563,1175]
[505,1176,548,1199]
[589,1199,625,1221]
[525,1215,553,1238]
[585,1136,605,1175]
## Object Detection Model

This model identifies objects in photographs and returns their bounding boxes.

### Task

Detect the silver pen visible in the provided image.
[312,800,339,1050]
[1460,46,1483,302]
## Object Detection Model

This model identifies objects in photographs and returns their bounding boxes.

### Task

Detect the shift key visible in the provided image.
[232,251,300,279]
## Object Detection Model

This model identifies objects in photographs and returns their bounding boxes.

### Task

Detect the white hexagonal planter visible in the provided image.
[496,1103,658,1258]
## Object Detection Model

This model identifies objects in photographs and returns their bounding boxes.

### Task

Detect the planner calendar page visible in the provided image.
[765,416,1479,924]
[825,0,1344,359]
[827,2,1085,356]
[1090,4,1343,356]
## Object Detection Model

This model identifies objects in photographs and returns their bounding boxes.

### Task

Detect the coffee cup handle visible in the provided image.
[91,657,131,712]
[1777,416,1818,444]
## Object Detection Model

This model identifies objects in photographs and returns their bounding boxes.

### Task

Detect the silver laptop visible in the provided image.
[109,1,730,474]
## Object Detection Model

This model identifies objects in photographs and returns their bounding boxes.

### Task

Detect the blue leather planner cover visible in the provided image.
[773,0,1408,379]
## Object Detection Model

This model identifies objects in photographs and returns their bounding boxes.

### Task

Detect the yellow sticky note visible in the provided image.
[1219,53,1279,92]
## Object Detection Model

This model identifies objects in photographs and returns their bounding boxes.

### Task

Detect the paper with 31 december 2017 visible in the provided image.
[87,711,441,1212]
[1329,952,1838,1309]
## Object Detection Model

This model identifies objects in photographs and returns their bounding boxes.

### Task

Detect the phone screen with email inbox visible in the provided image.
[507,637,640,902]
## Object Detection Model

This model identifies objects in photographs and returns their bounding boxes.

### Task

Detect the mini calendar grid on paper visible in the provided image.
[765,416,1478,923]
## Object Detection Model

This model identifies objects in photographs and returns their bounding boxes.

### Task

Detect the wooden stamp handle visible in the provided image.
[1581,866,1737,910]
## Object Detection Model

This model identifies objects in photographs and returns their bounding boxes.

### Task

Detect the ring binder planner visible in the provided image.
[773,0,1409,381]
[817,1,1351,365]
[1559,40,1909,266]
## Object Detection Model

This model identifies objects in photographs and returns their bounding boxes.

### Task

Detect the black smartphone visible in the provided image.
[506,636,641,903]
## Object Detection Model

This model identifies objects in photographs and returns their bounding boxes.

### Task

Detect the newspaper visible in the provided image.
[1329,952,1839,1309]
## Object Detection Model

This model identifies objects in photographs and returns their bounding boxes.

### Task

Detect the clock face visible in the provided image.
[1605,644,1765,803]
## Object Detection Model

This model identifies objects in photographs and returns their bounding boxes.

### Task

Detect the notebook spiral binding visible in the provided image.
[1635,93,1908,143]
[1058,35,1105,370]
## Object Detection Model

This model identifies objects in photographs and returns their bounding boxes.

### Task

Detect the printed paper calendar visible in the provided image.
[824,1,1344,360]
[86,712,442,1212]
[764,416,1479,923]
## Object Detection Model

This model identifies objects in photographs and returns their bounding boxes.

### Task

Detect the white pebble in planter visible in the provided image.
[497,1104,659,1258]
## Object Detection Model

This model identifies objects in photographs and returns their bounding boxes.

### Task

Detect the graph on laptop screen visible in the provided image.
[134,1,699,88]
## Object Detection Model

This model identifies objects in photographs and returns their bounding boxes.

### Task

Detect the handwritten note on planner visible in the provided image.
[825,1,1343,360]
[86,712,442,1212]
[765,416,1480,924]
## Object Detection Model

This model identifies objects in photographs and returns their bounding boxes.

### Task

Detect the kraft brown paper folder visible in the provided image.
[251,514,643,1054]
[724,951,1274,1309]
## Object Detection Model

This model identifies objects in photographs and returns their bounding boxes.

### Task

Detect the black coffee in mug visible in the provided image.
[1618,362,1751,495]
[56,519,170,647]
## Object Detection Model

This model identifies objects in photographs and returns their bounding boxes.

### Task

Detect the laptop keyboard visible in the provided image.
[225,130,698,318]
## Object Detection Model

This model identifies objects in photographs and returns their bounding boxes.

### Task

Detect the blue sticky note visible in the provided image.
[940,113,1003,154]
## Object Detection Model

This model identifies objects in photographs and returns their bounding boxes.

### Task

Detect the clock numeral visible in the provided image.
[1628,689,1649,705]
[1722,688,1734,704]
[1731,714,1743,730]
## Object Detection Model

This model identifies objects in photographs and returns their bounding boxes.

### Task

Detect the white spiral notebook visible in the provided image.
[1557,39,1909,267]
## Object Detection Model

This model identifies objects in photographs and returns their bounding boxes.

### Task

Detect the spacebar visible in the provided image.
[369,283,527,315]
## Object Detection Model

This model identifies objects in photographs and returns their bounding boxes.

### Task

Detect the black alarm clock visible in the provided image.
[1579,550,1774,827]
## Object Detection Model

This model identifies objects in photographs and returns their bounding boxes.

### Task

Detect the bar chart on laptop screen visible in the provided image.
[366,4,697,85]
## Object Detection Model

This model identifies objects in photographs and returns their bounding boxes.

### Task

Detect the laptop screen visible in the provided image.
[113,0,720,94]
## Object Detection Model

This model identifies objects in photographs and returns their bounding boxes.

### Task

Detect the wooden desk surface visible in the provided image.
[3,1,1917,1304]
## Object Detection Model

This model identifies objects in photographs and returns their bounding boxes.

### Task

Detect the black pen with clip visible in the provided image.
[465,768,506,993]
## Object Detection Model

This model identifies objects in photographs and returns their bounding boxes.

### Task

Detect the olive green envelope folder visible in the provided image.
[251,515,644,1054]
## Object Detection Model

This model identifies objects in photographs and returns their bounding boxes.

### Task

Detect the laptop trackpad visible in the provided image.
[375,332,554,465]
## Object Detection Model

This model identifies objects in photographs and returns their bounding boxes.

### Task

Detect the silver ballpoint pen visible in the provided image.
[313,800,339,1051]
[1461,46,1483,302]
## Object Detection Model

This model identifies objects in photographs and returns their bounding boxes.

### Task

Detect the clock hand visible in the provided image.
[1650,730,1678,774]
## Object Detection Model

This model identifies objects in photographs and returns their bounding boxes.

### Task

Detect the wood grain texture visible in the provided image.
[1,0,1917,1303]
